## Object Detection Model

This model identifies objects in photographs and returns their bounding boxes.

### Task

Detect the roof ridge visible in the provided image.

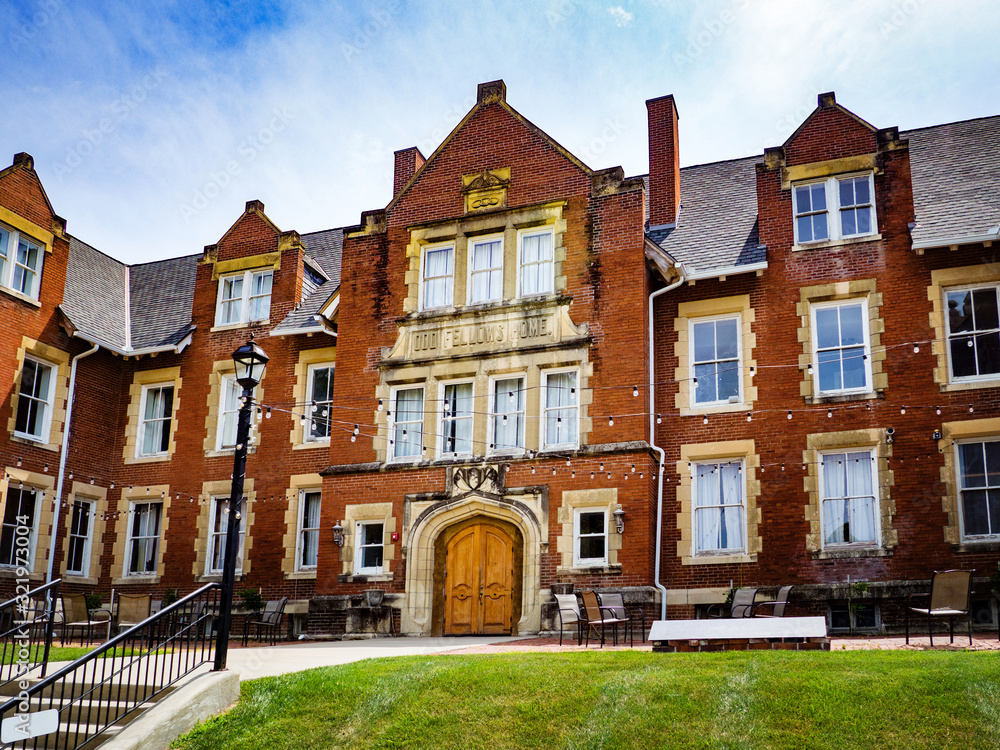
[900,112,1000,135]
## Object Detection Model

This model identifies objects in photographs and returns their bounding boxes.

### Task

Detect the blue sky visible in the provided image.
[3,0,998,263]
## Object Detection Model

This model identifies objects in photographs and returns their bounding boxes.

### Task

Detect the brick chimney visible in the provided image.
[646,94,680,227]
[393,147,426,196]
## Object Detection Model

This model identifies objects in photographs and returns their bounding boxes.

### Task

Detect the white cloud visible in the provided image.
[607,6,634,26]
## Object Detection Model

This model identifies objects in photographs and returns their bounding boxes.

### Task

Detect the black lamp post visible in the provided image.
[214,336,269,671]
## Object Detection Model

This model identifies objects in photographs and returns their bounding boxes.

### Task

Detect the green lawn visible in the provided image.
[1,645,164,664]
[173,650,1000,750]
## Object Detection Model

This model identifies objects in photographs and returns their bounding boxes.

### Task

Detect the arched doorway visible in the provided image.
[432,516,523,636]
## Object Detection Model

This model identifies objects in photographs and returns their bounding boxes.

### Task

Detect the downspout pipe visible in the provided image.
[649,269,685,619]
[46,343,100,584]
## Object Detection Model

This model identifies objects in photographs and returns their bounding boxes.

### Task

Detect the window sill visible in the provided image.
[951,540,1000,554]
[195,573,246,583]
[811,546,893,560]
[792,234,882,252]
[556,565,622,576]
[285,570,317,580]
[210,320,270,333]
[680,401,751,417]
[805,391,880,405]
[940,379,1000,393]
[125,454,173,465]
[682,553,755,566]
[0,286,42,308]
[205,446,258,459]
[294,440,331,451]
[113,576,160,585]
[10,433,58,452]
[0,569,43,581]
[338,573,393,584]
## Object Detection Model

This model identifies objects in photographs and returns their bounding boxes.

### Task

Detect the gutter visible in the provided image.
[683,260,768,282]
[70,329,194,357]
[648,265,686,620]
[910,227,1000,251]
[46,342,100,584]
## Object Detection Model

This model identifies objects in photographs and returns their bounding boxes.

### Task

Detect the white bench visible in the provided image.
[649,616,828,652]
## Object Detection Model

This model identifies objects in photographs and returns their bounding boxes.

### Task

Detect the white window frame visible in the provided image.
[0,485,41,569]
[541,368,580,451]
[792,172,877,245]
[296,489,322,571]
[206,496,245,575]
[214,268,273,326]
[818,449,880,549]
[419,243,454,311]
[488,374,526,455]
[0,223,44,300]
[305,364,335,443]
[944,283,1000,384]
[124,501,162,577]
[517,227,555,298]
[810,299,873,397]
[692,460,747,555]
[216,375,257,452]
[389,385,424,461]
[136,383,174,457]
[955,439,1000,542]
[14,356,57,443]
[573,508,607,567]
[689,314,743,408]
[438,380,475,458]
[354,520,385,575]
[65,498,94,576]
[467,234,504,305]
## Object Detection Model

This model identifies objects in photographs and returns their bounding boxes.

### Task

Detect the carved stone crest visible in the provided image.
[451,464,504,496]
[462,167,510,213]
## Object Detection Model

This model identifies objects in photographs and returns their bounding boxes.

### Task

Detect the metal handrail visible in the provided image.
[0,579,60,684]
[0,582,221,749]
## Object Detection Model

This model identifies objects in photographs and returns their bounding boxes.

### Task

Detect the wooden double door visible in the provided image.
[443,522,516,635]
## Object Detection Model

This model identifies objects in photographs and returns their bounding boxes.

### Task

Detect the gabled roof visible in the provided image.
[61,237,128,350]
[272,228,343,336]
[645,155,765,278]
[904,114,1000,249]
[129,255,199,349]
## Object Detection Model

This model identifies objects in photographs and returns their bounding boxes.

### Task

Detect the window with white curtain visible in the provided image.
[207,496,245,575]
[542,370,578,449]
[490,376,525,453]
[66,499,94,575]
[421,245,454,309]
[694,461,746,553]
[355,521,384,575]
[440,382,474,456]
[137,384,173,456]
[820,450,878,546]
[217,375,242,450]
[391,387,423,459]
[469,236,503,304]
[518,229,554,297]
[297,490,322,570]
[216,269,272,325]
[125,502,161,576]
[15,357,56,442]
[0,223,44,299]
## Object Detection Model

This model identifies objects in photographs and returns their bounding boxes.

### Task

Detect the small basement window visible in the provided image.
[828,600,878,632]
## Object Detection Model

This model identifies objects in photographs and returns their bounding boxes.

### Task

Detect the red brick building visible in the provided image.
[0,81,997,637]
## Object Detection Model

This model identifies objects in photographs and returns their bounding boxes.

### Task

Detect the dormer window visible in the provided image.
[0,223,44,300]
[793,173,876,245]
[216,269,272,326]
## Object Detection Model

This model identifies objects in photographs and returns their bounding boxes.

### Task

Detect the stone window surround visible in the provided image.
[674,295,757,416]
[791,171,878,247]
[289,347,337,449]
[928,265,1000,392]
[0,207,54,304]
[374,351,593,465]
[0,467,55,580]
[203,360,263,457]
[60,481,108,585]
[112,484,172,585]
[487,372,527,457]
[207,251,281,333]
[802,428,896,559]
[282,473,323,579]
[403,201,568,315]
[797,279,886,402]
[339,502,396,583]
[123,367,182,464]
[8,337,70,452]
[193,478,256,582]
[939,417,1000,550]
[676,440,761,566]
[556,488,621,575]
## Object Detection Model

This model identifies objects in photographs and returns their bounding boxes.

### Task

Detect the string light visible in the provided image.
[827,409,832,419]
[901,405,906,415]
[807,363,813,375]
[608,416,614,426]
[913,344,920,354]
[633,385,638,397]
[787,410,792,420]
[746,412,752,422]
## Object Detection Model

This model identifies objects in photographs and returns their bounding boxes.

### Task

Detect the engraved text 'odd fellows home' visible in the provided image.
[411,314,552,355]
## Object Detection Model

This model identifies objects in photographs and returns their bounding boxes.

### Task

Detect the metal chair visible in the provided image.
[113,592,152,636]
[554,594,582,646]
[706,587,758,618]
[243,598,288,645]
[60,593,102,646]
[598,592,644,645]
[753,586,793,618]
[905,570,974,646]
[580,590,627,647]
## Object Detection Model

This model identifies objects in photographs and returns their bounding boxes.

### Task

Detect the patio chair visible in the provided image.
[553,594,582,646]
[114,592,152,636]
[753,586,793,618]
[580,590,627,648]
[905,570,974,646]
[598,592,645,645]
[243,598,288,646]
[60,593,102,646]
[706,587,758,618]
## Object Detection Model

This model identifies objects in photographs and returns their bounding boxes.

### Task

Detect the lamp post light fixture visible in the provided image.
[332,521,345,547]
[214,336,268,672]
[613,506,626,534]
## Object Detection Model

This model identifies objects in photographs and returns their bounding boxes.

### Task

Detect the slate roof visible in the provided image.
[903,115,1000,249]
[61,237,128,350]
[129,255,198,349]
[272,228,343,335]
[646,154,764,277]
